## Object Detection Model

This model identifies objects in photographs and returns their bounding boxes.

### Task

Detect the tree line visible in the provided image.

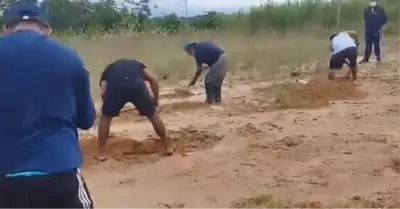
[0,0,399,36]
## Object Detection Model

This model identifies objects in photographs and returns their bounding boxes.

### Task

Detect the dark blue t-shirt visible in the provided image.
[0,31,96,176]
[100,59,147,91]
[193,42,224,67]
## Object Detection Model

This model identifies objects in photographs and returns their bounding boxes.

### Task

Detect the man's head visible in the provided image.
[184,41,197,56]
[370,0,378,7]
[3,2,52,36]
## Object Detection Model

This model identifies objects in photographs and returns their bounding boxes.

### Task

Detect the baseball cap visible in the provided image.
[3,2,50,28]
[184,41,196,50]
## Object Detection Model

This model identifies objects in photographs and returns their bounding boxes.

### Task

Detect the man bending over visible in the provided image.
[96,59,175,160]
[329,32,358,82]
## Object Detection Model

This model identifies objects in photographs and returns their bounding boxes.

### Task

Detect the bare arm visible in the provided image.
[143,68,160,105]
[189,64,203,86]
[100,80,107,101]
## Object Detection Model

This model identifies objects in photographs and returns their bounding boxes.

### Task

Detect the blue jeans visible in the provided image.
[205,77,224,103]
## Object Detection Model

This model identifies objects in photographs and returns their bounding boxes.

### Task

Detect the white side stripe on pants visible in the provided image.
[76,169,91,209]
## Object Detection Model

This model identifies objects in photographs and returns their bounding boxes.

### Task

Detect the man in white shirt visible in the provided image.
[329,32,358,82]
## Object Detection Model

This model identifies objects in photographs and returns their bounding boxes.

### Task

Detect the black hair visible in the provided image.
[329,34,337,41]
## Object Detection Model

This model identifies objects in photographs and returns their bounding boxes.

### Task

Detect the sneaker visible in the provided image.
[359,59,369,64]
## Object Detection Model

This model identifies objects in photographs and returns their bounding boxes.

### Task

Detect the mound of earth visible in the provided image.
[259,76,367,109]
[80,134,160,168]
[80,127,223,167]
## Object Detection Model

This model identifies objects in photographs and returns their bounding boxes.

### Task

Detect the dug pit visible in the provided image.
[160,88,195,99]
[160,101,209,113]
[255,76,367,109]
[80,127,224,168]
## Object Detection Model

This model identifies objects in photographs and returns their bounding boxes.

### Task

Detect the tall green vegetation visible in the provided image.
[0,0,398,37]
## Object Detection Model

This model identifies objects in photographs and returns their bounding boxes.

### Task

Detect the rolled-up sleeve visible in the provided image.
[75,61,96,130]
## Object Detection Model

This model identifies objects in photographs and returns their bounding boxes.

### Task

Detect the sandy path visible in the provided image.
[80,49,400,208]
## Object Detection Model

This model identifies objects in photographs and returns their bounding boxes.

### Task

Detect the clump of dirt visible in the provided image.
[167,126,224,155]
[259,76,367,109]
[161,88,195,99]
[80,127,223,167]
[160,101,209,113]
[237,123,263,136]
[279,135,303,147]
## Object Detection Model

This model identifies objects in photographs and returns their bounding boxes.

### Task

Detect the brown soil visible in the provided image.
[160,101,209,113]
[255,76,367,109]
[160,88,195,99]
[80,126,223,168]
[82,46,400,208]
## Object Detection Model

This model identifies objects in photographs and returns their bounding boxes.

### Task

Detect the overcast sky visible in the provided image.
[118,0,286,16]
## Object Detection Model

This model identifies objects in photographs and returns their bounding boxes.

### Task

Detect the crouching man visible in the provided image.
[329,32,358,82]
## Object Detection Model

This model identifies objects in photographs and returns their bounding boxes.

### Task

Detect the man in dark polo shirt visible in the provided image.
[96,59,174,160]
[0,2,96,208]
[184,41,229,104]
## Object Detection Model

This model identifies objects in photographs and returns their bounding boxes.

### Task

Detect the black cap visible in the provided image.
[3,2,50,28]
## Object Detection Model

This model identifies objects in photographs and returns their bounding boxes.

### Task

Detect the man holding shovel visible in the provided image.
[96,59,174,161]
[184,41,229,104]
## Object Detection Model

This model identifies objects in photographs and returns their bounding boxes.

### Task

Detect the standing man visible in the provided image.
[0,2,96,208]
[360,0,387,64]
[97,59,174,160]
[184,41,229,104]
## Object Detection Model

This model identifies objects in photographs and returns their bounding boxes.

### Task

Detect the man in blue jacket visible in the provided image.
[359,0,387,64]
[0,2,96,208]
[184,41,228,104]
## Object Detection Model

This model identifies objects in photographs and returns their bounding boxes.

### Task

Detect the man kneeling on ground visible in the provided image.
[96,59,174,161]
[329,31,359,82]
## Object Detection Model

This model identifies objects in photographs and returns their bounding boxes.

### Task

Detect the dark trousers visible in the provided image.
[364,33,381,61]
[0,169,94,208]
[205,77,225,103]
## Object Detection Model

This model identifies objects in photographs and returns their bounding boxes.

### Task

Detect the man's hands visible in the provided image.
[188,67,203,88]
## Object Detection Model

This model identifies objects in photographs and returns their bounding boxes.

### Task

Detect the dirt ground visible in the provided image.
[79,46,400,208]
